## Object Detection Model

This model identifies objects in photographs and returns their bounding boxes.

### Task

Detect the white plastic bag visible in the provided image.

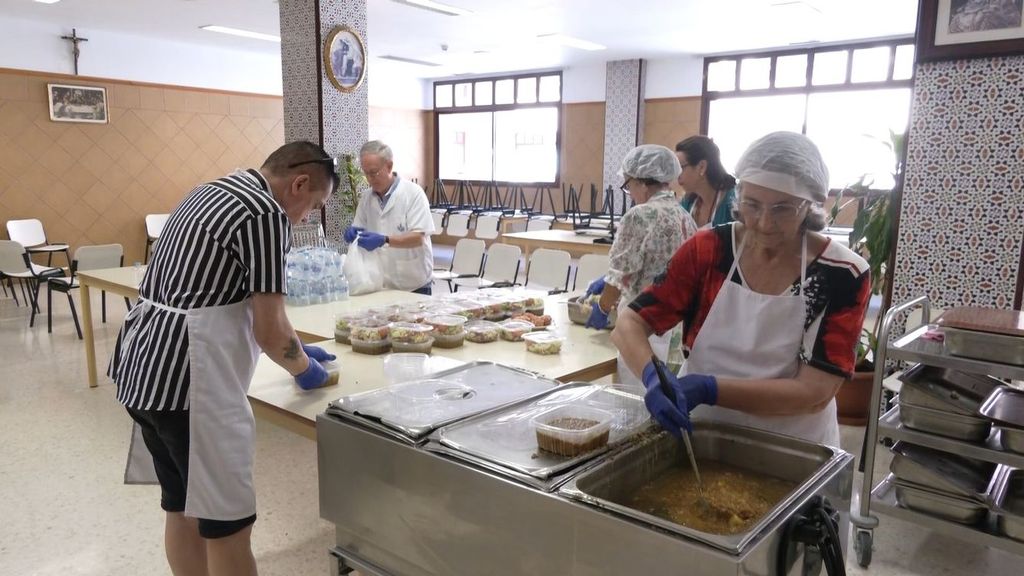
[344,240,383,295]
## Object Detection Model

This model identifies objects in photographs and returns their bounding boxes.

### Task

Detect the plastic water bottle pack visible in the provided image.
[286,247,348,306]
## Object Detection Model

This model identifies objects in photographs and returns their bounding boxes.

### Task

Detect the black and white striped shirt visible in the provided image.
[109,169,291,411]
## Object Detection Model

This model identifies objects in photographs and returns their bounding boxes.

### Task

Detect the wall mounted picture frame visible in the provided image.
[47,83,108,123]
[323,25,366,93]
[917,0,1024,62]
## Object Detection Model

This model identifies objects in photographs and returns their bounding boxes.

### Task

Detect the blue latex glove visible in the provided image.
[586,276,606,296]
[343,226,364,244]
[641,361,719,436]
[357,231,387,251]
[585,301,610,330]
[302,344,336,363]
[294,357,329,390]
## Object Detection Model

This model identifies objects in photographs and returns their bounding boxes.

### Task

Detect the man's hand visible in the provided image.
[343,226,364,244]
[357,231,387,251]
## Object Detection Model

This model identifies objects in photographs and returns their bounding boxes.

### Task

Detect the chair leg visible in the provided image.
[68,292,83,339]
[29,280,41,327]
[124,297,131,311]
[47,283,53,333]
[19,279,29,308]
[101,290,107,323]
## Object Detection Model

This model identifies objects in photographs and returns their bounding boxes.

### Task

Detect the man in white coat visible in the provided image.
[343,140,436,294]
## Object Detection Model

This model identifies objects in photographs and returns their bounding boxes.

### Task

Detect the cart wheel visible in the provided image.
[855,529,873,568]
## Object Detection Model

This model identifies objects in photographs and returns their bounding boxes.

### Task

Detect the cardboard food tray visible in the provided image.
[936,307,1024,337]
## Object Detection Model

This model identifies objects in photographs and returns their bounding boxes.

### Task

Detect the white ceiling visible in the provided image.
[0,0,920,79]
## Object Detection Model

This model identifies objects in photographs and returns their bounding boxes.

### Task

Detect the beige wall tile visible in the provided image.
[138,87,163,110]
[0,73,29,101]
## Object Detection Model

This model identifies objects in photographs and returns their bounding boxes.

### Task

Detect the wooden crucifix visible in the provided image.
[60,28,89,75]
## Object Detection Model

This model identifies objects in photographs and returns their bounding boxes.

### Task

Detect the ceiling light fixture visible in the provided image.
[391,0,471,17]
[379,55,442,67]
[200,25,281,43]
[536,33,606,51]
[33,0,62,4]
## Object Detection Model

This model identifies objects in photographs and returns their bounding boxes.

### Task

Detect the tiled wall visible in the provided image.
[891,56,1024,310]
[603,60,646,216]
[0,69,283,265]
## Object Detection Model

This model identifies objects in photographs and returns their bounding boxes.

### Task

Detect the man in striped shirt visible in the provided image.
[109,141,338,576]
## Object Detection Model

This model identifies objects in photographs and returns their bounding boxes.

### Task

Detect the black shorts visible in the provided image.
[126,407,257,539]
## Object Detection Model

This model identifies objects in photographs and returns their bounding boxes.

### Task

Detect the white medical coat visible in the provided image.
[352,176,435,291]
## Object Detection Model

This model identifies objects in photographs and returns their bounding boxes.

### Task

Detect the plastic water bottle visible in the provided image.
[336,272,349,302]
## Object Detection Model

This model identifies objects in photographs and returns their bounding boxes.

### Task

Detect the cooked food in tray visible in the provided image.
[626,461,796,535]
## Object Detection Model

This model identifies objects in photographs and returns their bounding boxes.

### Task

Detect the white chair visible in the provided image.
[474,214,501,240]
[47,244,129,339]
[433,238,486,291]
[6,218,70,267]
[446,213,471,238]
[144,214,170,263]
[524,248,572,293]
[430,211,446,236]
[453,243,521,292]
[0,240,63,327]
[526,217,553,232]
[574,253,610,291]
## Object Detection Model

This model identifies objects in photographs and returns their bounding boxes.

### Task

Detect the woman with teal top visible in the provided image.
[676,135,737,228]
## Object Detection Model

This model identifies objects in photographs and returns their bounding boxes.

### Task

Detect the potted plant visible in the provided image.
[833,130,905,425]
[337,153,366,244]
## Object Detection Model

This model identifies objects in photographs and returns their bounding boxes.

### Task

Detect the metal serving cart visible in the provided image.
[851,296,1024,567]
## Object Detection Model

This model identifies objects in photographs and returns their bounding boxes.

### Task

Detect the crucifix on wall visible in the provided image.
[60,28,89,75]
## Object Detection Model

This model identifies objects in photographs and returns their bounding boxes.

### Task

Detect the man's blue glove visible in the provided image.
[586,301,610,330]
[586,276,606,296]
[357,231,387,251]
[343,226,364,244]
[302,345,336,363]
[294,357,329,390]
[640,361,719,436]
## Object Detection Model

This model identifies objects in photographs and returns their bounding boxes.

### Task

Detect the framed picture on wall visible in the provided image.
[47,83,108,124]
[323,25,366,93]
[917,0,1024,61]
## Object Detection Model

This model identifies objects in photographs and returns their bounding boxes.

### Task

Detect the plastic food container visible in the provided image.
[452,300,485,320]
[425,314,468,336]
[350,318,391,343]
[334,311,369,344]
[523,331,565,355]
[370,305,405,322]
[389,322,434,344]
[433,331,466,349]
[350,337,392,355]
[465,320,501,343]
[499,320,535,342]
[383,353,430,384]
[524,295,545,314]
[532,406,613,457]
[392,337,434,354]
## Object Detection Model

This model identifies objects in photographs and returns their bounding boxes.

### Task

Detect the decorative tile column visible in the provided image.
[892,57,1024,311]
[279,0,369,241]
[603,59,646,215]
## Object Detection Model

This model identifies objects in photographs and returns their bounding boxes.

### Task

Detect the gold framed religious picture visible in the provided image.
[48,83,108,124]
[323,25,366,92]
[917,0,1024,61]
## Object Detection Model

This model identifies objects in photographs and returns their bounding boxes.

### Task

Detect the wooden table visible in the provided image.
[78,267,141,388]
[247,292,618,438]
[501,229,612,260]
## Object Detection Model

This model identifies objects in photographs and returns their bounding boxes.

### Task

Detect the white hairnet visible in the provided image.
[619,144,682,184]
[734,132,829,203]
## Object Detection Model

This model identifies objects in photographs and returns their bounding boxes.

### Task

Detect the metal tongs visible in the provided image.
[651,356,707,501]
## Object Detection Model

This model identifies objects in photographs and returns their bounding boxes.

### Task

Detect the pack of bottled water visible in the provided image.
[285,247,348,306]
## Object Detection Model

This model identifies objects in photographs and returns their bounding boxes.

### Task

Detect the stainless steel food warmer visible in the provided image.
[317,364,854,576]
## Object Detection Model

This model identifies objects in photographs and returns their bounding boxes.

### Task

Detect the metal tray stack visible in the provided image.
[990,467,1024,543]
[888,442,996,525]
[897,364,1000,442]
[980,387,1024,455]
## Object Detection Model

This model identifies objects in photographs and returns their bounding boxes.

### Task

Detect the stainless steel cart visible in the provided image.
[851,296,1024,567]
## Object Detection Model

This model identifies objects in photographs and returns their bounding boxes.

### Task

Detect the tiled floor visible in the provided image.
[0,259,1019,575]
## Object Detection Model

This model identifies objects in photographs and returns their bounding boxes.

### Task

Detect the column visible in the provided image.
[602,59,646,216]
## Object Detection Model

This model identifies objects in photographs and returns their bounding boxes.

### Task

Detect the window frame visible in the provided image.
[700,39,916,189]
[434,71,563,187]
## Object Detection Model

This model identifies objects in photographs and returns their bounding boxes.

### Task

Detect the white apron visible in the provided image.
[617,331,673,394]
[686,229,840,447]
[123,298,262,520]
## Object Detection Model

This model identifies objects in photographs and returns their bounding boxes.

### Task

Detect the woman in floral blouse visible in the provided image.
[586,144,698,391]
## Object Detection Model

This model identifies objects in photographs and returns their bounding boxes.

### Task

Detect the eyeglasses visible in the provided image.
[737,199,807,223]
[287,156,339,173]
[620,178,633,196]
[362,166,387,178]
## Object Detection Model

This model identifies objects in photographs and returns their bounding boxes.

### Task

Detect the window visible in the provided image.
[435,72,562,184]
[702,39,914,191]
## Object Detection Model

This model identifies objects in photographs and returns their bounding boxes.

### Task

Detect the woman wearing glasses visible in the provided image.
[675,135,737,229]
[612,131,871,447]
[585,144,697,392]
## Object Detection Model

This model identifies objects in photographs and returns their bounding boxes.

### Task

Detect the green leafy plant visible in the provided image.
[337,153,365,217]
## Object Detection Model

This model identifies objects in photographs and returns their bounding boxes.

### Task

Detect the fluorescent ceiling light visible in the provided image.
[379,55,442,67]
[200,25,281,43]
[34,0,62,4]
[391,0,471,17]
[536,33,606,51]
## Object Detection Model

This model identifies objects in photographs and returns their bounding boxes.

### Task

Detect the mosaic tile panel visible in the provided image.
[892,56,1024,313]
[279,0,319,144]
[603,60,646,216]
